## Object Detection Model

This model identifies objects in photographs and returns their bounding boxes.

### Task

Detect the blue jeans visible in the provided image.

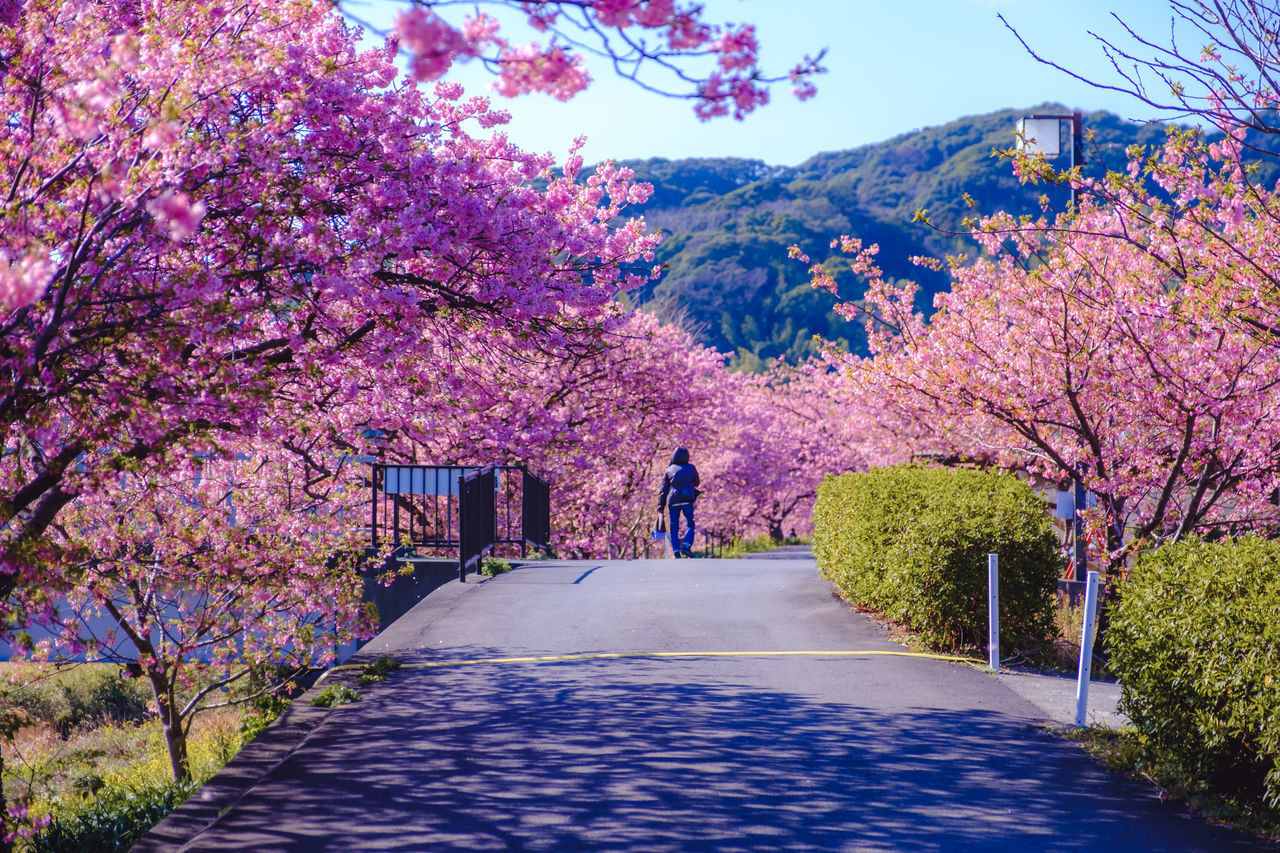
[668,503,695,555]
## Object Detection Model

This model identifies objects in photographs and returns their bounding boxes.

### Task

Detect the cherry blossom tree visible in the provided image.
[703,362,869,542]
[0,0,660,624]
[791,0,1280,571]
[19,445,376,783]
[0,0,833,841]
[0,1,666,835]
[806,139,1280,567]
[346,311,732,558]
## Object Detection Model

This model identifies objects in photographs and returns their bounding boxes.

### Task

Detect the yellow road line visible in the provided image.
[318,649,980,682]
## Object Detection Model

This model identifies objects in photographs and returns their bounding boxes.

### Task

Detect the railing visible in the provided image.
[370,464,476,554]
[369,463,553,581]
[522,468,551,556]
[701,528,729,558]
[459,466,497,580]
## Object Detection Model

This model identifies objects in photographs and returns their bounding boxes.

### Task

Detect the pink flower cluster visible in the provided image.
[145,190,207,241]
[494,44,591,101]
[388,1,819,120]
[0,245,53,309]
[395,7,479,80]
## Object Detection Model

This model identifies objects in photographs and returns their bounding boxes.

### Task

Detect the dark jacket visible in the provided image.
[658,447,700,509]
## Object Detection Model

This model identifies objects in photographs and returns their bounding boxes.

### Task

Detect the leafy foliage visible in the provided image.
[0,668,150,740]
[812,465,1061,652]
[1109,537,1280,813]
[28,780,199,853]
[356,656,402,686]
[309,685,361,708]
[479,556,513,577]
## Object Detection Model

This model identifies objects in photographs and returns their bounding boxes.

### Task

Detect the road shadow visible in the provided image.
[176,649,1268,852]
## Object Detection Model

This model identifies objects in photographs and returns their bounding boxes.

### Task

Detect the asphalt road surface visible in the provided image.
[141,551,1273,852]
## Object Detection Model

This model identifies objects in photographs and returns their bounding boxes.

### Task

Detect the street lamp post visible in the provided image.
[1017,111,1088,581]
[1017,111,1084,208]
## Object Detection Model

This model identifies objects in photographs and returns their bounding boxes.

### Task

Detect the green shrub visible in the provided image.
[30,779,198,853]
[720,534,807,558]
[813,465,1061,652]
[309,684,361,708]
[480,556,512,577]
[1109,537,1280,812]
[357,656,401,686]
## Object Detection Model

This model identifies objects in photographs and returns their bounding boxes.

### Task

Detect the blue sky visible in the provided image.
[348,1,1184,166]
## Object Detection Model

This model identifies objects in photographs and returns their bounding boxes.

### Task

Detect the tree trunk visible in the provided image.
[1,749,11,853]
[148,670,190,783]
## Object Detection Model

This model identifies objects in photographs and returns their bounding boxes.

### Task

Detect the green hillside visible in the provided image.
[620,105,1265,367]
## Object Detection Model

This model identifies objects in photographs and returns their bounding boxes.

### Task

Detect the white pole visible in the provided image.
[988,553,999,673]
[1074,570,1101,726]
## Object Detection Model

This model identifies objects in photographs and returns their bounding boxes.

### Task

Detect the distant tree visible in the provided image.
[705,362,869,542]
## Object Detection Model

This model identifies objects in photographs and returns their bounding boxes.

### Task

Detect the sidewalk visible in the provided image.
[996,669,1128,730]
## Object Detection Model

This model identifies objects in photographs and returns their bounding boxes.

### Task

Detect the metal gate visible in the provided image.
[370,463,552,580]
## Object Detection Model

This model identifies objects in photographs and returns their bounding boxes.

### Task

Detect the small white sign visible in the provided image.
[1017,117,1062,156]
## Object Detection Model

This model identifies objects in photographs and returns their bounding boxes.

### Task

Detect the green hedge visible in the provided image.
[813,465,1061,652]
[1109,537,1280,810]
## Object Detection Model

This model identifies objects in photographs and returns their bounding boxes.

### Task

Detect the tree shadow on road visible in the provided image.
[176,649,1266,852]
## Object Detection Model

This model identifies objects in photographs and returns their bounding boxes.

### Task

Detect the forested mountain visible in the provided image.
[619,105,1277,367]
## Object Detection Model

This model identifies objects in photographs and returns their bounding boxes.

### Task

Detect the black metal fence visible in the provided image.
[522,468,551,554]
[701,528,729,558]
[370,463,552,581]
[459,466,497,580]
[370,464,474,553]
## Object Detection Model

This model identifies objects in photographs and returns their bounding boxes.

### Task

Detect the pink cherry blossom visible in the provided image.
[388,1,820,119]
[0,246,53,309]
[146,190,207,241]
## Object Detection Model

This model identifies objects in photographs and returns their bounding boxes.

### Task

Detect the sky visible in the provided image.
[346,0,1188,167]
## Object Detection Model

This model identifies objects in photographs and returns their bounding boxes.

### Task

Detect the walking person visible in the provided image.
[658,446,700,558]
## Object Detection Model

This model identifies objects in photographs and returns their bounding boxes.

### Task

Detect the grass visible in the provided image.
[1066,726,1280,843]
[718,534,807,559]
[1029,597,1113,677]
[357,656,402,686]
[480,555,513,576]
[1,662,293,851]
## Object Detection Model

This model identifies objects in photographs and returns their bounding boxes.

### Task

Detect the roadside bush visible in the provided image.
[813,465,1061,652]
[29,779,198,853]
[0,667,151,738]
[1109,537,1280,813]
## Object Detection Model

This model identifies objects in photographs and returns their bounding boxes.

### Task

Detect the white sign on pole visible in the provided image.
[1017,117,1062,156]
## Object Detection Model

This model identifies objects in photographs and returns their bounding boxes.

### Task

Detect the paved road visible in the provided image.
[142,552,1272,851]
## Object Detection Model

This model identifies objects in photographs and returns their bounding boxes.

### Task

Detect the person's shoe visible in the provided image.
[680,546,696,558]
[672,553,681,559]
